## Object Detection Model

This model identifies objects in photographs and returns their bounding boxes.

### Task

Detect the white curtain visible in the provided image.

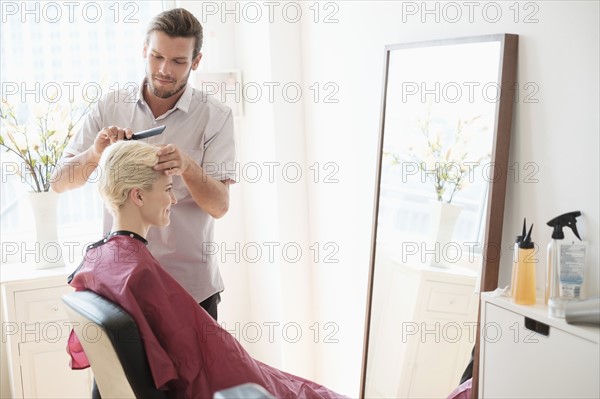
[183,2,371,396]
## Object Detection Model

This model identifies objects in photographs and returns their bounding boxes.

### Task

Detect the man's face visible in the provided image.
[143,31,201,99]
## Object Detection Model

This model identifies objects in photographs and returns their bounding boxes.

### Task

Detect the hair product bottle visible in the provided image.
[513,223,537,305]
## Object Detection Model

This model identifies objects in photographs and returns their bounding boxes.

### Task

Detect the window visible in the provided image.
[1,1,164,255]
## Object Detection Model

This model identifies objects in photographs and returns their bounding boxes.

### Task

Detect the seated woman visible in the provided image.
[67,140,346,399]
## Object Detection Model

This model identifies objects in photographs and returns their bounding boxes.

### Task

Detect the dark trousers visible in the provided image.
[200,292,221,321]
[91,292,221,398]
[460,346,475,384]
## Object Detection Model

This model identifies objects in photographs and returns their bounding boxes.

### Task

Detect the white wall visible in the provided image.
[182,1,599,397]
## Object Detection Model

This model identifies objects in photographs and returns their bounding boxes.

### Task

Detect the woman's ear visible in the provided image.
[129,187,144,207]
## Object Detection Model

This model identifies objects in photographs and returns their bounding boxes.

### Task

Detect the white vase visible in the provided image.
[28,190,64,269]
[428,201,463,267]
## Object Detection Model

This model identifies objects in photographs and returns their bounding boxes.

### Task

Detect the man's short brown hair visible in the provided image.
[146,8,203,59]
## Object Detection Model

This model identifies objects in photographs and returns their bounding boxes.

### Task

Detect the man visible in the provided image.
[51,8,236,321]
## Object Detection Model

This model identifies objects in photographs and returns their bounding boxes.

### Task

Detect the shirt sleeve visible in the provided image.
[201,109,238,183]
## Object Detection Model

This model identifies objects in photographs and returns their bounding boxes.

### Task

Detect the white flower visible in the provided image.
[391,114,490,203]
[0,98,92,192]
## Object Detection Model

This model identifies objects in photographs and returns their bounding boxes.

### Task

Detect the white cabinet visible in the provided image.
[1,265,93,398]
[365,258,479,398]
[479,293,600,398]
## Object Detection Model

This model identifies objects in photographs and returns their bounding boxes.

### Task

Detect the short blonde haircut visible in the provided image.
[98,141,161,214]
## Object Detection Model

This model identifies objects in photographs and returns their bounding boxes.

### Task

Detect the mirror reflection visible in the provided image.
[364,37,504,398]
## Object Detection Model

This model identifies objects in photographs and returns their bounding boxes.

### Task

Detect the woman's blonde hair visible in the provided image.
[98,141,161,214]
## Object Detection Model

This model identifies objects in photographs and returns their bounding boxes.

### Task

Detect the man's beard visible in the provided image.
[148,69,191,99]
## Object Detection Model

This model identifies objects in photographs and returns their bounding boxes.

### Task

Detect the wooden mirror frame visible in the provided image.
[359,34,518,399]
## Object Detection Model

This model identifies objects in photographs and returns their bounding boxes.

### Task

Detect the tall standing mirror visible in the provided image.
[361,34,518,398]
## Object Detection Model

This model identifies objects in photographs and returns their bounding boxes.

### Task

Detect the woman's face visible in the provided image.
[141,173,177,227]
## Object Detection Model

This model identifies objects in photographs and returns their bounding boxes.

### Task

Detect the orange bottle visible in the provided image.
[513,223,537,305]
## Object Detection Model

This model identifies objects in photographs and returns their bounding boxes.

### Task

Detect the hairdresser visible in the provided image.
[51,8,236,322]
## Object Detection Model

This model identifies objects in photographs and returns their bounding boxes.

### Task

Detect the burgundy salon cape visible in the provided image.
[67,235,345,399]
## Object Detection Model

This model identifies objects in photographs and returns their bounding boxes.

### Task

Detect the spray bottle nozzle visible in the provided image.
[546,211,582,240]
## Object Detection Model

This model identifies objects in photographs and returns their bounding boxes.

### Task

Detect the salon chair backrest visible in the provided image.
[62,290,167,399]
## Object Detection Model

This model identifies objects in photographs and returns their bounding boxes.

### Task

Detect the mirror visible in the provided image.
[361,34,518,399]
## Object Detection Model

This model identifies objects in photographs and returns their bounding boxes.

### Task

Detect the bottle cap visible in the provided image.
[515,218,526,243]
[519,223,534,249]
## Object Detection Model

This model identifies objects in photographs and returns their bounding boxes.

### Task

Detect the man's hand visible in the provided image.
[92,126,133,158]
[154,144,191,176]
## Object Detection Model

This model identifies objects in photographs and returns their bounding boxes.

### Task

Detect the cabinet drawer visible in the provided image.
[481,302,599,398]
[15,285,74,325]
[19,337,93,398]
[425,282,474,316]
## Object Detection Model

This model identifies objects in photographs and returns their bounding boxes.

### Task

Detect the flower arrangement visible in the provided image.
[387,114,490,203]
[0,97,91,192]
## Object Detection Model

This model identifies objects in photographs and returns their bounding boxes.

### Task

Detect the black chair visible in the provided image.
[62,290,167,399]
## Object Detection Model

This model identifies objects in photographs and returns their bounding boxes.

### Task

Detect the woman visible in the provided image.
[67,141,345,399]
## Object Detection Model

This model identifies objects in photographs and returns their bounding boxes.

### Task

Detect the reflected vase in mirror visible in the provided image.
[429,201,463,268]
[361,34,518,399]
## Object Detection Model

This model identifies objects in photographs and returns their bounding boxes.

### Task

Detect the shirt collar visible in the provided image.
[175,82,193,113]
[137,78,193,114]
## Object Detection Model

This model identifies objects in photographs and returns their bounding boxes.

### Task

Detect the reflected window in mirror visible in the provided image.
[378,41,501,265]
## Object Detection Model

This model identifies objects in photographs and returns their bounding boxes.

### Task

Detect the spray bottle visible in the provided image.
[513,223,537,305]
[546,211,587,318]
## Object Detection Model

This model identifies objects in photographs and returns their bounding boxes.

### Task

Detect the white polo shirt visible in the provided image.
[66,80,237,302]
